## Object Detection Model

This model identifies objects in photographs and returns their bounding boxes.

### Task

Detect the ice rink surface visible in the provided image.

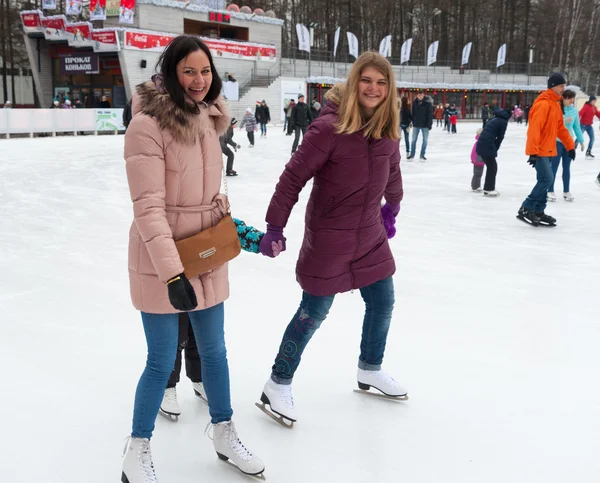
[1,120,599,483]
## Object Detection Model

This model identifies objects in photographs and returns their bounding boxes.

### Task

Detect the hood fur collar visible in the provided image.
[133,80,231,145]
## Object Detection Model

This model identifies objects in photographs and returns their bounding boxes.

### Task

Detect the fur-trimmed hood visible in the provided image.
[131,79,231,145]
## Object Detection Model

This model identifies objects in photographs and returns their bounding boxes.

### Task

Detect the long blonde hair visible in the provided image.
[327,52,399,141]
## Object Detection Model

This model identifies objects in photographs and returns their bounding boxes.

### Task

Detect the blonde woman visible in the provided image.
[256,52,407,426]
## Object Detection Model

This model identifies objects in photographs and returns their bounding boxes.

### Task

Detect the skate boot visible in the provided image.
[207,420,265,477]
[547,191,557,202]
[472,187,483,192]
[159,387,180,422]
[192,382,207,402]
[536,211,557,226]
[563,192,574,202]
[586,150,595,159]
[356,368,408,399]
[517,207,540,226]
[121,437,157,483]
[419,156,427,162]
[596,173,600,186]
[255,378,297,428]
[483,190,500,197]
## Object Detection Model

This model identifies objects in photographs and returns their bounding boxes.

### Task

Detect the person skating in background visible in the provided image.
[159,314,206,422]
[548,89,584,202]
[285,99,295,135]
[240,107,258,147]
[255,100,271,137]
[400,96,412,158]
[290,94,312,154]
[481,102,491,128]
[476,108,510,197]
[408,90,433,161]
[447,104,459,133]
[470,128,485,192]
[282,98,290,132]
[524,104,531,125]
[578,95,600,158]
[434,103,443,127]
[221,117,241,176]
[256,52,407,428]
[517,73,575,227]
[100,95,111,108]
[122,35,266,481]
[3,100,12,109]
[122,99,133,129]
[443,103,450,131]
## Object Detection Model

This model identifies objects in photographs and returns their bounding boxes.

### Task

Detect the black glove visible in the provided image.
[568,149,576,160]
[527,155,538,167]
[166,273,198,311]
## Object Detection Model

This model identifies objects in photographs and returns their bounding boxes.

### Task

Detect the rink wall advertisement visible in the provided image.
[123,30,277,61]
[280,79,307,121]
[0,109,125,135]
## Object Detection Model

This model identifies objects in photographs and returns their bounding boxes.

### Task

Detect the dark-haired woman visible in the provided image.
[122,35,264,482]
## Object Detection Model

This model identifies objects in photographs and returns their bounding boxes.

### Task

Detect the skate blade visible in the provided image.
[158,409,179,422]
[217,454,266,480]
[255,402,294,429]
[547,199,556,202]
[194,389,208,403]
[353,389,409,401]
[516,215,539,227]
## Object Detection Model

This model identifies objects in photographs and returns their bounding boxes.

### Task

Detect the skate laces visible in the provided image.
[279,384,294,408]
[163,387,177,404]
[375,370,398,387]
[205,421,253,462]
[136,439,157,483]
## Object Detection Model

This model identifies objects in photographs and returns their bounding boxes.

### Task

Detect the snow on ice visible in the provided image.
[1,121,599,483]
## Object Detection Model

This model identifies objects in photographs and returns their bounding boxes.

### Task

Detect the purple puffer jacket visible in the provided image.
[266,91,403,296]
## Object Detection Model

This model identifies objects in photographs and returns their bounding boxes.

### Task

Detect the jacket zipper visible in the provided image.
[350,139,372,289]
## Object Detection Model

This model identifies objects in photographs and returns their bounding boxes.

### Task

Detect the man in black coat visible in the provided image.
[476,108,510,196]
[408,91,433,160]
[481,103,491,128]
[220,118,242,176]
[290,94,312,154]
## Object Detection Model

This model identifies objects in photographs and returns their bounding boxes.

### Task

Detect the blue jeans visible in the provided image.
[260,123,267,135]
[550,142,572,193]
[400,125,410,154]
[410,127,429,158]
[582,124,594,152]
[271,277,395,384]
[132,304,232,439]
[522,156,553,213]
[283,117,287,131]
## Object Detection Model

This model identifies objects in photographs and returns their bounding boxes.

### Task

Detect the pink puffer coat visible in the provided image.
[124,80,231,314]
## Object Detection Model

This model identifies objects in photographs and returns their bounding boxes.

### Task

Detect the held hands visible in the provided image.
[527,155,538,168]
[259,225,286,258]
[381,202,401,239]
[166,273,198,311]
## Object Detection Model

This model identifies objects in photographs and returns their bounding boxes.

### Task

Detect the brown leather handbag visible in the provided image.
[175,212,241,279]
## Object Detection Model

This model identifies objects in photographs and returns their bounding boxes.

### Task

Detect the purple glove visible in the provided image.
[381,203,400,239]
[259,224,286,258]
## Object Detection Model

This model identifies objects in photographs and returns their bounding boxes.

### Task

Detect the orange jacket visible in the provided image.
[526,89,574,156]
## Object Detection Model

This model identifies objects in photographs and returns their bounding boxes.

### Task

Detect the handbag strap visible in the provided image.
[222,161,231,214]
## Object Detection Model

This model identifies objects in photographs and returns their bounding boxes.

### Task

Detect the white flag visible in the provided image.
[379,35,392,57]
[427,40,439,66]
[400,38,413,64]
[461,42,472,65]
[296,24,310,53]
[333,27,341,57]
[496,43,507,68]
[347,31,359,58]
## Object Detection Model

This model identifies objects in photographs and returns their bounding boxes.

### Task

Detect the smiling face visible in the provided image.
[176,49,213,103]
[358,67,388,116]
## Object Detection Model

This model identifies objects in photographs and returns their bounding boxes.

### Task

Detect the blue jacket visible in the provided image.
[476,109,509,158]
[559,104,584,145]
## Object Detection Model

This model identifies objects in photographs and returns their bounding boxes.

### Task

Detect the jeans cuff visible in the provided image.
[358,359,382,371]
[270,374,293,385]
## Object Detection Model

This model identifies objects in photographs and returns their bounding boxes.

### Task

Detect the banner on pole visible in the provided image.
[333,27,341,57]
[90,0,107,21]
[296,24,310,53]
[379,35,392,58]
[119,0,135,24]
[42,0,56,10]
[347,31,359,58]
[66,0,83,15]
[461,42,472,65]
[497,43,507,68]
[400,38,413,64]
[106,0,120,16]
[427,40,439,66]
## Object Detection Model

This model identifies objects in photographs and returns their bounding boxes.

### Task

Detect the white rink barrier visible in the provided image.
[0,108,126,138]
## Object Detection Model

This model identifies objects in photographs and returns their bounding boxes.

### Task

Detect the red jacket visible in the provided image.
[579,102,600,126]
